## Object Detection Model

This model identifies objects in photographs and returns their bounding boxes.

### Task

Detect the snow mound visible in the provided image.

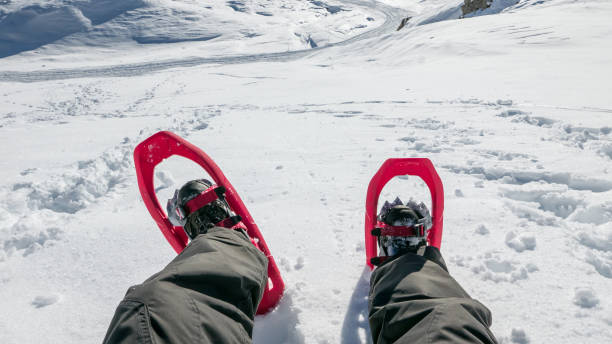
[17,143,132,214]
[466,252,536,283]
[0,0,380,59]
[573,288,599,309]
[585,252,612,279]
[505,231,536,252]
[570,201,612,226]
[0,138,133,257]
[0,1,145,57]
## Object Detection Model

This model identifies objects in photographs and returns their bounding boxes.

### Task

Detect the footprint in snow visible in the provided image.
[32,294,60,308]
[294,257,304,270]
[573,288,599,309]
[475,224,489,235]
[505,231,536,252]
[154,170,175,192]
[279,257,291,272]
[470,253,536,283]
[510,328,529,344]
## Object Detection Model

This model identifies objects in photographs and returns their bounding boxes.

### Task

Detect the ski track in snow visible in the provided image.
[1,0,612,343]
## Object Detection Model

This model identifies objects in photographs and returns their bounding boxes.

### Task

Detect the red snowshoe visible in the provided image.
[133,131,284,315]
[365,158,445,268]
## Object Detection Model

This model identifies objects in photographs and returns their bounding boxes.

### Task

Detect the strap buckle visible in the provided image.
[371,222,426,238]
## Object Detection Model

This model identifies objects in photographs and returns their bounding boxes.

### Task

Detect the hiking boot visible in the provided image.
[167,179,240,239]
[377,197,432,257]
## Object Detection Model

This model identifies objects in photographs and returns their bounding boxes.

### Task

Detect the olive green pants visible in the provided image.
[369,247,498,344]
[104,230,497,343]
[103,227,267,344]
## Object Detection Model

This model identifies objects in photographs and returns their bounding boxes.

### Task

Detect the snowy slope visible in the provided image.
[0,0,387,70]
[1,0,611,343]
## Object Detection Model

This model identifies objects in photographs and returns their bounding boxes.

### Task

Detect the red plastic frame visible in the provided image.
[365,158,444,269]
[133,131,284,314]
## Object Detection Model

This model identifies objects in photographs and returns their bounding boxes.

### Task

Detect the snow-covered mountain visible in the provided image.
[0,0,383,67]
[0,0,610,343]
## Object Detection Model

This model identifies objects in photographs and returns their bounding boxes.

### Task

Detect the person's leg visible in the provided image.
[103,227,268,344]
[368,246,497,344]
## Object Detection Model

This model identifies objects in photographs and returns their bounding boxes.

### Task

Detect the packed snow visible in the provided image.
[0,0,611,343]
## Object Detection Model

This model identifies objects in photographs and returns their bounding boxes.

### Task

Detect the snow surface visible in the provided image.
[0,0,611,343]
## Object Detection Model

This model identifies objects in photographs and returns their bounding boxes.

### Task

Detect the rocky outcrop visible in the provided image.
[396,16,411,31]
[461,0,492,16]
